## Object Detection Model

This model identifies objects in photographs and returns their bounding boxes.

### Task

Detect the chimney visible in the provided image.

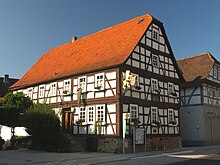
[4,74,9,83]
[72,36,77,43]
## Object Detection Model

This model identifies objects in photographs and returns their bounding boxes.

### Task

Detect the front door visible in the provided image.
[62,108,73,133]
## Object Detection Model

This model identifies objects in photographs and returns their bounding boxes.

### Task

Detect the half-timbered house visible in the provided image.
[177,52,220,146]
[10,14,183,152]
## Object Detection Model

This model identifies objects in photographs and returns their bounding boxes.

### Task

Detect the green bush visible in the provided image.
[22,104,71,152]
[0,137,5,150]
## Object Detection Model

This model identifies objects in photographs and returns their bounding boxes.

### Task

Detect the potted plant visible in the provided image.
[75,119,84,125]
[131,118,141,128]
[63,90,68,94]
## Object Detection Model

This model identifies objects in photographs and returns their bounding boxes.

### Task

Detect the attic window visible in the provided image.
[138,18,144,24]
[152,29,159,41]
[213,67,217,78]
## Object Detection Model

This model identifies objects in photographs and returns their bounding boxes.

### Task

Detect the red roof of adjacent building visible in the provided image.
[177,52,217,82]
[11,14,153,90]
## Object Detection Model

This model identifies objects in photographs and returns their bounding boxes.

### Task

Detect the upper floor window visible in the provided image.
[213,67,217,78]
[130,104,138,120]
[168,109,175,125]
[38,85,45,98]
[95,73,104,90]
[152,54,159,68]
[151,78,159,93]
[152,29,159,41]
[78,76,87,92]
[27,88,33,99]
[168,82,174,95]
[96,105,105,122]
[50,82,57,96]
[151,107,158,124]
[63,79,71,94]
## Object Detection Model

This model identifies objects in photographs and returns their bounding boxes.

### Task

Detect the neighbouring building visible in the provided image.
[10,14,183,153]
[0,74,18,97]
[177,52,220,146]
[0,74,26,141]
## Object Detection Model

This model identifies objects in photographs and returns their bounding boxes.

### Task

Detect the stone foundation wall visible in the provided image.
[97,136,182,153]
[68,135,182,153]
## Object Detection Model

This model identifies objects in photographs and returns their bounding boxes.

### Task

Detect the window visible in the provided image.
[78,76,87,92]
[63,80,71,94]
[130,104,138,120]
[213,67,217,78]
[218,69,220,80]
[151,78,159,93]
[152,29,159,41]
[168,109,175,125]
[168,82,174,94]
[87,106,95,124]
[95,73,104,90]
[27,88,33,99]
[79,107,86,122]
[50,83,57,96]
[96,105,105,122]
[151,107,158,124]
[152,54,159,68]
[38,85,45,98]
[213,90,216,98]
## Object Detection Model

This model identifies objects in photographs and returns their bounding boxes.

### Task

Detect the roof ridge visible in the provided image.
[177,52,211,61]
[70,13,153,44]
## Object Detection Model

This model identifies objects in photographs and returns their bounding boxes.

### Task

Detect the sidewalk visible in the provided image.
[0,145,219,165]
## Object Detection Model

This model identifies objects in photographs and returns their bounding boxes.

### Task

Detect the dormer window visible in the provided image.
[95,73,104,90]
[152,54,159,68]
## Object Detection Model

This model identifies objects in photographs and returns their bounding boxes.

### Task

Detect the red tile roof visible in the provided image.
[177,52,216,82]
[11,14,153,90]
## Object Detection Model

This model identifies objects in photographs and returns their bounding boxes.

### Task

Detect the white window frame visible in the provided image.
[152,29,159,41]
[79,107,86,123]
[87,106,95,124]
[168,109,175,125]
[78,76,87,93]
[96,104,105,122]
[63,79,71,94]
[38,85,45,98]
[130,104,138,120]
[152,54,159,68]
[50,82,57,96]
[95,73,105,90]
[151,78,159,93]
[27,87,33,99]
[151,107,158,125]
[168,82,174,95]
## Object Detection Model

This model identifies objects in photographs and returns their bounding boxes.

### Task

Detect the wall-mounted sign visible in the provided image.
[135,128,145,144]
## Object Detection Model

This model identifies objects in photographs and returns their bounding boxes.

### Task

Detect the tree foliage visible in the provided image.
[22,103,71,152]
[0,92,33,128]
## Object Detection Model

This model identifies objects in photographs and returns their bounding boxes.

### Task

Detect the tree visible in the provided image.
[22,103,71,152]
[0,92,33,139]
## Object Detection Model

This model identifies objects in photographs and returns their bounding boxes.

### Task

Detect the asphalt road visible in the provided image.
[0,145,219,165]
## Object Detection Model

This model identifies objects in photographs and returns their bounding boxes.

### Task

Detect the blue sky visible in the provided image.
[0,0,220,79]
